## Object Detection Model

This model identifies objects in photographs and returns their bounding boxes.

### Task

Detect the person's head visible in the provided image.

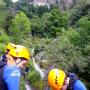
[48,69,66,90]
[8,45,30,69]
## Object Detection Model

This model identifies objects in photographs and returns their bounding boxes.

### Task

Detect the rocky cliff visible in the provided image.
[19,0,75,9]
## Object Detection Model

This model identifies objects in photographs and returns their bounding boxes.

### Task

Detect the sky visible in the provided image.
[12,0,19,3]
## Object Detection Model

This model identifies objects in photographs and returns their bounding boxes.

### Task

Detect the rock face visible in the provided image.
[19,0,74,9]
[63,0,74,9]
[25,81,33,90]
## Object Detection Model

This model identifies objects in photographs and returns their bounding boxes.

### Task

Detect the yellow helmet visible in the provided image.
[9,45,30,60]
[48,69,66,90]
[6,43,16,51]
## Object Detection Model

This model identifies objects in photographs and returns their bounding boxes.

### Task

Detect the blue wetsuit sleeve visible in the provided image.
[74,80,87,90]
[4,65,21,90]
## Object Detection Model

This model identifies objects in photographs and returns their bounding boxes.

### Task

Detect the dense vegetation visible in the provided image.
[0,0,90,89]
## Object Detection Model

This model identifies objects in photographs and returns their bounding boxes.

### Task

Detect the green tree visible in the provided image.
[61,28,81,46]
[44,36,87,72]
[69,0,90,26]
[41,9,70,37]
[36,5,49,17]
[31,16,44,37]
[4,12,14,33]
[4,0,13,8]
[9,11,31,43]
[0,0,6,10]
[30,8,71,38]
[19,0,30,15]
[76,16,90,89]
[0,10,14,34]
[16,1,35,18]
[76,16,90,48]
[0,28,10,55]
[0,11,7,29]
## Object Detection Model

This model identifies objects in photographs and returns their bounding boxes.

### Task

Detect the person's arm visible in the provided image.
[4,65,20,90]
[0,61,6,68]
[74,80,87,90]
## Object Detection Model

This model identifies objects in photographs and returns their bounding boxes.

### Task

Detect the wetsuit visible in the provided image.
[74,80,87,90]
[0,54,7,62]
[68,73,87,90]
[0,65,21,90]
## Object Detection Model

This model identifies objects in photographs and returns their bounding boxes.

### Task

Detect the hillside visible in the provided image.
[0,0,90,89]
[19,0,74,9]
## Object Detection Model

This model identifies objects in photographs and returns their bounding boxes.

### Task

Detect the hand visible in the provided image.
[61,77,70,90]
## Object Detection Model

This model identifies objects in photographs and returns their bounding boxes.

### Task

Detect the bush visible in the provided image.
[27,70,41,85]
[20,77,26,90]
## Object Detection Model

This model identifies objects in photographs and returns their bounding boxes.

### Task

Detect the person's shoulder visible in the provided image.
[0,61,6,69]
[0,55,3,61]
[74,80,87,90]
[4,65,20,71]
[4,65,20,77]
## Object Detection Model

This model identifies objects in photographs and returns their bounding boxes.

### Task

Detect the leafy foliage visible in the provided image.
[20,76,26,90]
[44,36,87,73]
[0,29,10,55]
[0,0,90,89]
[9,11,31,43]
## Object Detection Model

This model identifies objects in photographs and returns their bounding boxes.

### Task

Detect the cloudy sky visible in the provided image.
[12,0,19,3]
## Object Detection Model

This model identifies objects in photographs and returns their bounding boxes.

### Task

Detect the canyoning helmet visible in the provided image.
[48,69,66,90]
[9,45,30,60]
[6,43,16,51]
